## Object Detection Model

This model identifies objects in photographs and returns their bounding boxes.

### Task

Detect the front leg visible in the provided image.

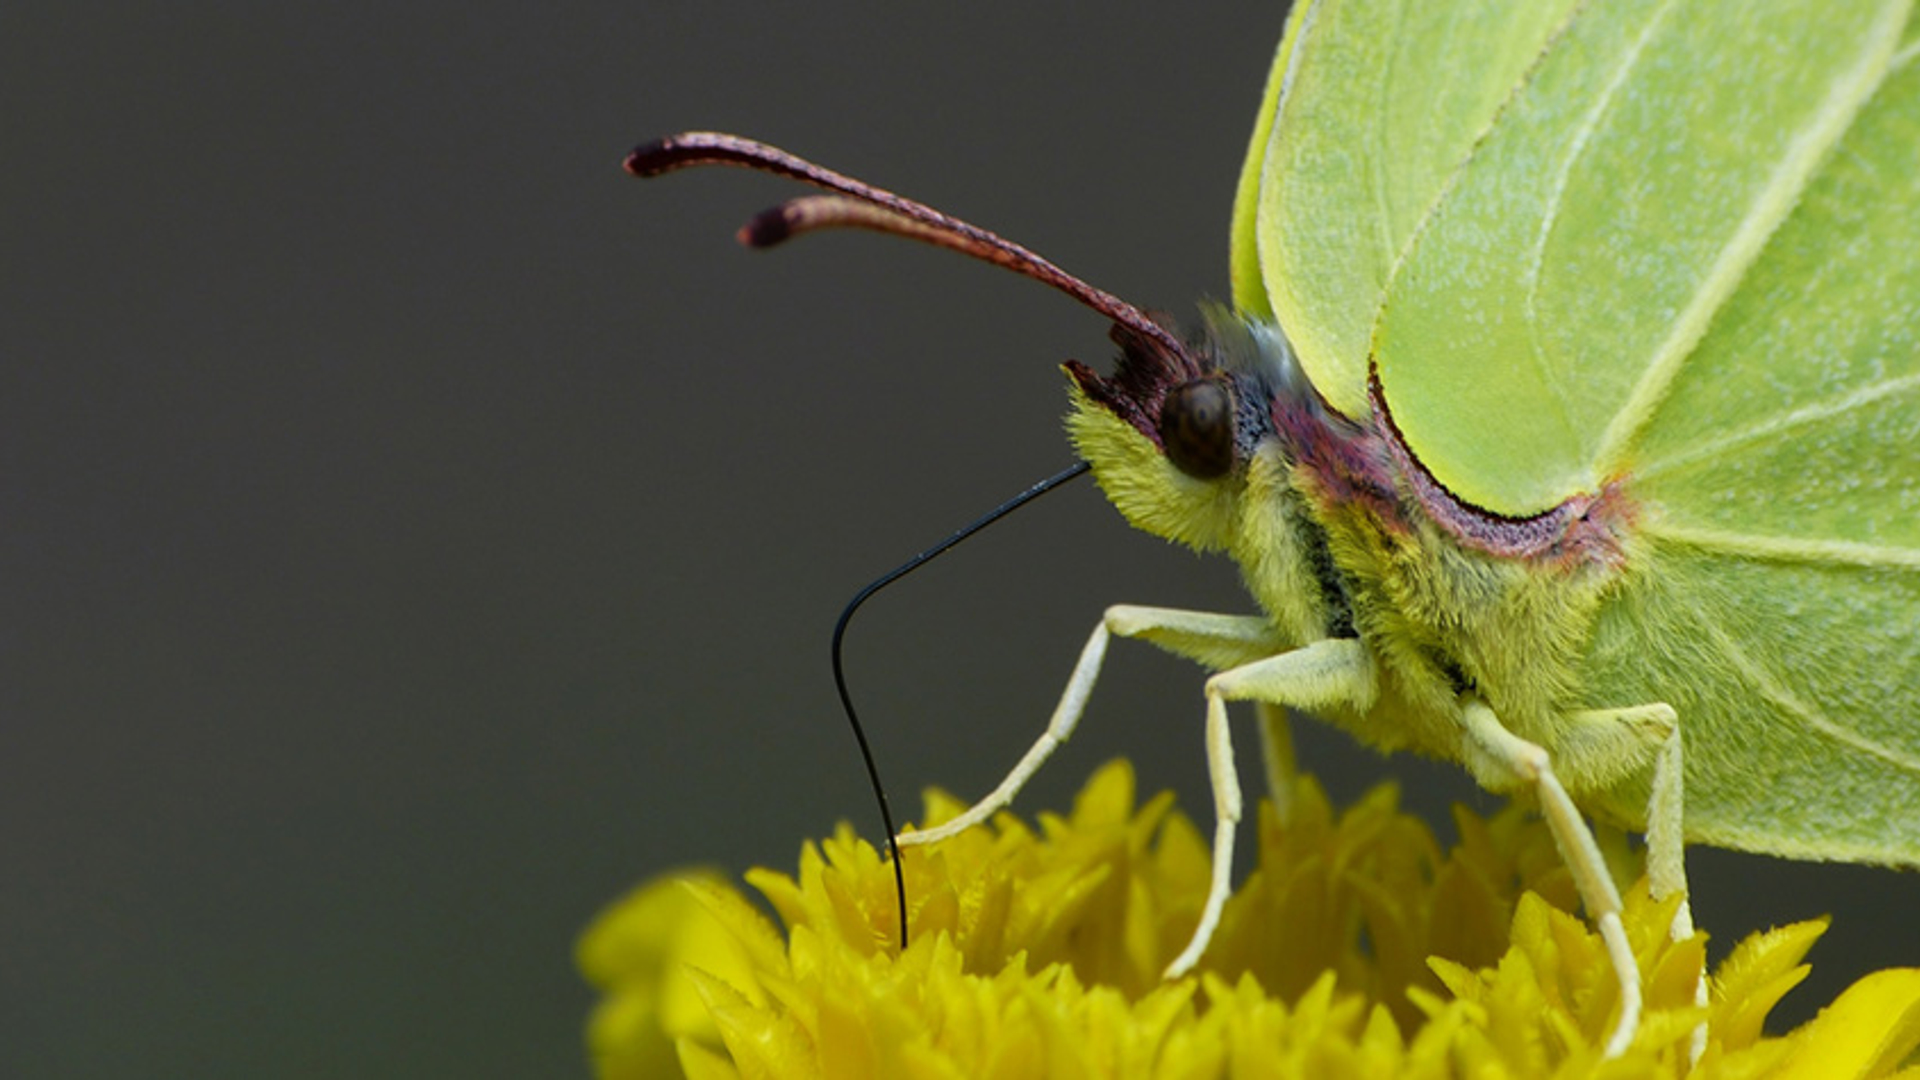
[1164,638,1380,977]
[897,604,1378,983]
[896,604,1282,847]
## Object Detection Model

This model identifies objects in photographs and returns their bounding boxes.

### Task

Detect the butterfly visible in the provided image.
[633,0,1920,1055]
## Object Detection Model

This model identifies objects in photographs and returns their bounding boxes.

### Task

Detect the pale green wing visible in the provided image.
[1228,1,1309,321]
[1372,0,1910,515]
[1581,26,1920,861]
[1236,0,1581,418]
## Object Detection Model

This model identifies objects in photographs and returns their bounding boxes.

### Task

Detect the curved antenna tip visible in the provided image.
[624,131,729,177]
[623,139,679,177]
[737,205,793,248]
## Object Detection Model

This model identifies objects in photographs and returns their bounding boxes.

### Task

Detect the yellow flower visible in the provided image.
[578,761,1920,1078]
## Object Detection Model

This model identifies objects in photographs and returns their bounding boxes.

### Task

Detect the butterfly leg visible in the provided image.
[896,604,1279,847]
[1103,606,1300,816]
[1554,702,1702,1057]
[1458,698,1642,1057]
[1639,714,1688,932]
[1560,702,1687,920]
[1637,713,1708,1060]
[1254,701,1296,826]
[1164,637,1379,978]
[1565,703,1703,983]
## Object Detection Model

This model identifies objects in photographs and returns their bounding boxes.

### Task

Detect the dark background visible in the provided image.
[3,3,1913,1077]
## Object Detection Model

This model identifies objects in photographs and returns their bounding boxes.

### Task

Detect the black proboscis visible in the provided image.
[832,460,1092,949]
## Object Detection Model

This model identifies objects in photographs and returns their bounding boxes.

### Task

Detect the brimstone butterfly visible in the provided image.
[633,0,1920,1055]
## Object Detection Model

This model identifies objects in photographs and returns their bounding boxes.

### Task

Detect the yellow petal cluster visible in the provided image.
[579,761,1920,1078]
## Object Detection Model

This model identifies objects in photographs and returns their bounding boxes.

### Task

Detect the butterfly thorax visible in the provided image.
[1068,310,1642,771]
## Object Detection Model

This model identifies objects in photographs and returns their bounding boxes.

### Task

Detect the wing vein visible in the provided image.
[1368,2,1405,269]
[1637,372,1920,479]
[1523,0,1676,444]
[1593,5,1908,473]
[1646,523,1920,570]
[1700,611,1920,776]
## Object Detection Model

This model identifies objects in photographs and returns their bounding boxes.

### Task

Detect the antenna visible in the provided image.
[626,132,1196,379]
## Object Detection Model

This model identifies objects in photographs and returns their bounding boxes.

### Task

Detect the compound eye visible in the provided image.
[1158,377,1237,480]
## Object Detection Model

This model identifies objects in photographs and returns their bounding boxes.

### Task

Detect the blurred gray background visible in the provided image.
[4,3,1914,1076]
